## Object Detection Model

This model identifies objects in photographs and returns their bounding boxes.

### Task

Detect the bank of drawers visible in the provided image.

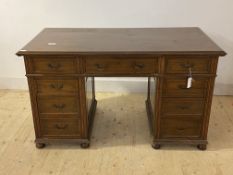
[29,55,212,140]
[159,56,211,139]
[35,78,81,138]
[29,57,82,138]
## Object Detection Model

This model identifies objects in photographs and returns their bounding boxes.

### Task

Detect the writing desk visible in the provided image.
[17,28,226,150]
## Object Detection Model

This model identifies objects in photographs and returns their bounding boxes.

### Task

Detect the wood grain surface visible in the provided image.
[16,28,226,56]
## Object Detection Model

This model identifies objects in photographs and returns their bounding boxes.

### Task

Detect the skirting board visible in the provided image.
[0,77,232,95]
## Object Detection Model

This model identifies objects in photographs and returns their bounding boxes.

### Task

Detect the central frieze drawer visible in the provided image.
[85,56,157,74]
[37,96,79,114]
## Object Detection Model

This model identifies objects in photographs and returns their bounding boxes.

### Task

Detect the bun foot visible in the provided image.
[197,144,207,150]
[152,143,161,149]
[80,143,90,149]
[36,143,46,149]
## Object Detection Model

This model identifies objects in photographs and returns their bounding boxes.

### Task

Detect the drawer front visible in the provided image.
[161,98,205,116]
[162,77,208,97]
[31,57,77,73]
[40,118,81,137]
[39,114,79,119]
[165,56,211,74]
[37,96,78,114]
[36,79,78,95]
[85,56,157,74]
[160,117,202,138]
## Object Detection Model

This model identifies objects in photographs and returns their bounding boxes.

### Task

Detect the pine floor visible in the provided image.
[0,90,233,175]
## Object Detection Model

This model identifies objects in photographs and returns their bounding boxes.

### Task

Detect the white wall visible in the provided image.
[0,0,233,94]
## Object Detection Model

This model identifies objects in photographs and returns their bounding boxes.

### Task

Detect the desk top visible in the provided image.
[17,28,226,56]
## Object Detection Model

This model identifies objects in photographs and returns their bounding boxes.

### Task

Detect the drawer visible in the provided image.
[36,78,78,95]
[40,118,81,137]
[162,77,208,97]
[165,56,211,74]
[30,57,77,73]
[160,117,202,138]
[161,98,205,116]
[37,96,79,114]
[39,114,79,119]
[85,56,157,74]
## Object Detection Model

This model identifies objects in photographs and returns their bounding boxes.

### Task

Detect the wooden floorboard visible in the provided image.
[0,90,232,175]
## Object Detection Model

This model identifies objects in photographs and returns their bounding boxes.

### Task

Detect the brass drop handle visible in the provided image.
[178,105,189,110]
[178,85,190,89]
[180,62,194,68]
[177,128,185,131]
[134,63,145,70]
[48,63,61,69]
[95,64,106,71]
[53,104,66,109]
[55,124,68,129]
[50,83,64,90]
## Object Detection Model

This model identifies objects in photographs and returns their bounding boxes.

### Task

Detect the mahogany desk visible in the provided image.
[17,28,226,150]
